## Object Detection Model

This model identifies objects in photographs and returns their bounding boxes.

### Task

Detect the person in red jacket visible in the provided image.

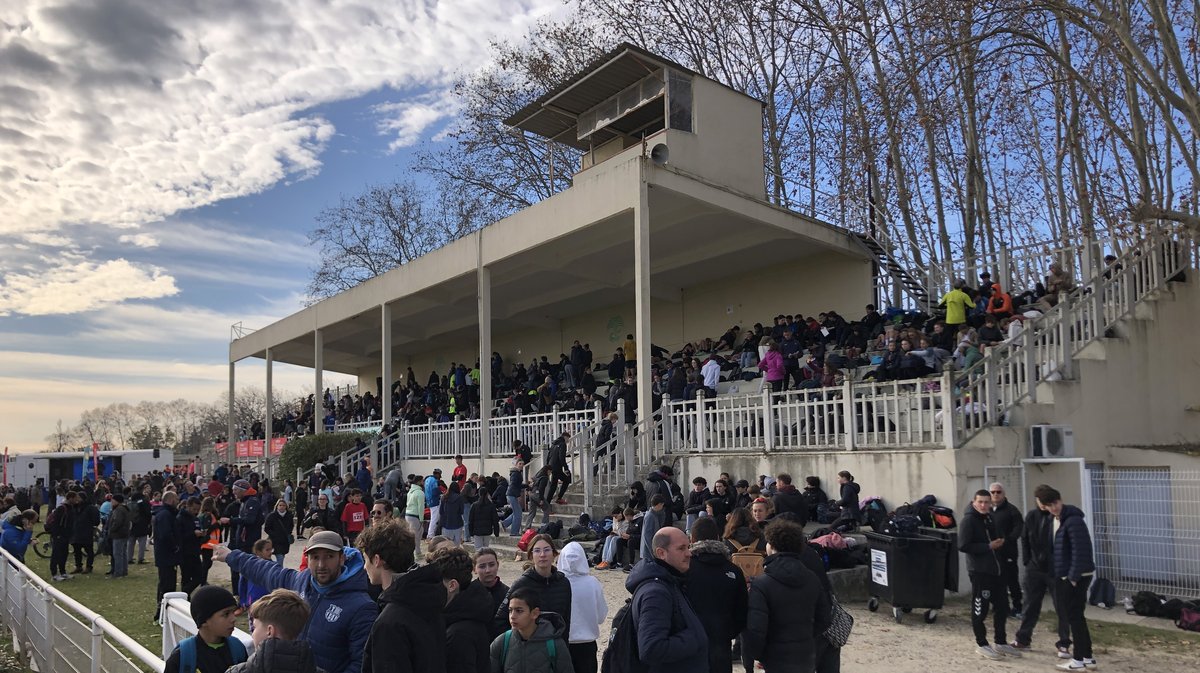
[451,455,468,491]
[340,490,368,546]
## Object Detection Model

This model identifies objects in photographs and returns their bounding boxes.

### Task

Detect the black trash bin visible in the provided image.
[865,531,948,624]
[919,527,960,593]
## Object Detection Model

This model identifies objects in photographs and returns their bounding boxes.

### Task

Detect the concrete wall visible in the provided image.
[664,77,766,198]
[358,252,872,390]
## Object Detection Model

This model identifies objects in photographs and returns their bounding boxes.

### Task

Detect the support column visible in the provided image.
[265,348,273,473]
[381,304,393,426]
[227,360,236,448]
[633,169,653,425]
[478,264,492,471]
[314,329,324,435]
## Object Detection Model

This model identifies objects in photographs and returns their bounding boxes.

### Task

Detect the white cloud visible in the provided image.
[0,0,562,237]
[373,95,460,152]
[117,232,158,248]
[0,257,178,316]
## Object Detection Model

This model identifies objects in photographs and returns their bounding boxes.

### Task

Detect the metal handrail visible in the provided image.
[159,592,253,662]
[0,547,164,673]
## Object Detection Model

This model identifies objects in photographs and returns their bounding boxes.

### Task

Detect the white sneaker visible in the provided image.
[977,645,1003,661]
[1057,660,1088,671]
[1082,658,1098,669]
[1056,647,1073,659]
[994,643,1023,657]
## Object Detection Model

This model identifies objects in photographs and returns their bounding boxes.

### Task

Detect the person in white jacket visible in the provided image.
[556,541,609,673]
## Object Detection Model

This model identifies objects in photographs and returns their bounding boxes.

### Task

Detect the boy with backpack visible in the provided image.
[227,589,322,673]
[489,587,573,673]
[163,585,247,673]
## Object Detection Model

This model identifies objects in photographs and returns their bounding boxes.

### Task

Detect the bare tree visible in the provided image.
[45,419,73,452]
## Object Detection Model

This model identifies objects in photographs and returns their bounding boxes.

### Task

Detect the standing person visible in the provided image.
[213,530,378,673]
[1,510,39,564]
[473,548,510,639]
[153,492,182,621]
[441,482,466,545]
[265,499,294,564]
[71,491,100,574]
[489,587,574,673]
[106,495,131,578]
[834,472,860,524]
[222,479,264,596]
[547,432,571,505]
[469,488,500,549]
[303,493,340,536]
[339,489,368,546]
[742,519,831,673]
[434,547,493,673]
[959,490,1021,660]
[161,585,245,673]
[48,492,78,581]
[640,495,668,563]
[452,455,469,491]
[178,497,206,595]
[129,487,152,564]
[1043,487,1097,671]
[405,475,426,539]
[356,521,446,673]
[627,527,708,673]
[1012,485,1071,656]
[199,497,223,585]
[494,535,573,637]
[941,278,974,328]
[989,483,1024,619]
[425,469,444,538]
[293,482,309,540]
[556,542,607,673]
[757,341,786,393]
[685,518,747,673]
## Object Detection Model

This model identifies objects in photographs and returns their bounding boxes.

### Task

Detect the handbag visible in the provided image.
[823,594,854,648]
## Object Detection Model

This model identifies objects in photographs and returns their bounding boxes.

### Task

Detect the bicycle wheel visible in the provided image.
[32,531,53,560]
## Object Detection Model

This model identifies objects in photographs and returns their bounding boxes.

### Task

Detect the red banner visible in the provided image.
[92,442,100,481]
[219,438,282,459]
[249,440,265,457]
[215,442,228,457]
[235,440,250,458]
[270,437,286,456]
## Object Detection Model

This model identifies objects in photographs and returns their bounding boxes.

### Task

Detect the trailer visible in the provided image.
[4,449,175,488]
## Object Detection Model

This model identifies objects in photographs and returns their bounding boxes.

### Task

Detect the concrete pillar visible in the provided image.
[314,329,324,435]
[633,171,653,424]
[381,304,393,426]
[478,264,492,472]
[265,348,273,473]
[227,360,236,446]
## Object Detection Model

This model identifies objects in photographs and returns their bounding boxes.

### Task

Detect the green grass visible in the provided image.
[19,549,163,653]
[1090,620,1200,656]
[0,631,31,673]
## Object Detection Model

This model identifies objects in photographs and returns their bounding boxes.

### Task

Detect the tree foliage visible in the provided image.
[278,432,373,481]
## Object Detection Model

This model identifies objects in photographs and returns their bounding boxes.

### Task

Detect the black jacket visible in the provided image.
[958,507,1001,576]
[153,504,180,568]
[303,507,340,535]
[685,487,711,515]
[685,541,748,673]
[265,510,293,556]
[444,580,492,673]
[467,496,499,538]
[626,559,708,673]
[494,567,572,637]
[744,553,832,673]
[227,638,322,673]
[801,486,828,519]
[176,509,202,558]
[440,492,465,531]
[548,437,568,470]
[232,494,264,551]
[363,562,447,673]
[472,577,510,639]
[837,482,861,519]
[991,499,1023,560]
[772,485,808,524]
[130,496,152,537]
[71,502,100,544]
[1053,505,1096,582]
[1021,508,1054,573]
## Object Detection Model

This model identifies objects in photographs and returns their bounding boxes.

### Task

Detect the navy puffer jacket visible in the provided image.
[625,559,708,673]
[1053,505,1095,582]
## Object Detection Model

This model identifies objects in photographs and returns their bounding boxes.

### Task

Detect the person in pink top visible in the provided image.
[758,340,786,393]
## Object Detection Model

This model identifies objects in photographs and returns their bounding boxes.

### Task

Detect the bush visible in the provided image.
[279,433,376,480]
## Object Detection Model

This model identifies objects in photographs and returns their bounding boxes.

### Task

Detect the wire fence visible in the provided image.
[1090,468,1200,599]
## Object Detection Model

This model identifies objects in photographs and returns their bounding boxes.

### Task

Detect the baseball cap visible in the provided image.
[305,530,345,554]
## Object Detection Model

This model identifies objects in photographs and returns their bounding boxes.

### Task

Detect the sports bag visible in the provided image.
[1177,607,1200,633]
[1088,578,1116,609]
[537,520,563,539]
[517,528,538,552]
[882,515,921,537]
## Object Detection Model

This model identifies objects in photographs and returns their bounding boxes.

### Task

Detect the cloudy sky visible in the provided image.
[0,0,561,452]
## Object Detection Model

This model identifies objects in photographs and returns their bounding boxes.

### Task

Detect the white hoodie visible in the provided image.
[556,541,609,643]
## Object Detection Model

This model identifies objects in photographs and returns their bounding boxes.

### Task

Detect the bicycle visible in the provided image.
[31,527,104,560]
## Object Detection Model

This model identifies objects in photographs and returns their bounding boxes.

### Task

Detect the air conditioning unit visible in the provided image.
[1029,425,1075,458]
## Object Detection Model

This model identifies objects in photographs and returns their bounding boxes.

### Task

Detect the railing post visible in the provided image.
[89,618,103,673]
[842,379,856,451]
[694,398,706,453]
[1022,329,1037,404]
[998,243,1012,298]
[660,395,673,455]
[582,440,593,513]
[762,389,775,452]
[984,357,999,415]
[42,592,54,673]
[453,416,462,458]
[514,409,524,447]
[552,405,561,440]
[940,371,956,449]
[1058,297,1073,380]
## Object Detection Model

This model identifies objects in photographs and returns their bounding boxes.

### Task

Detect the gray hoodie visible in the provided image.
[488,612,573,673]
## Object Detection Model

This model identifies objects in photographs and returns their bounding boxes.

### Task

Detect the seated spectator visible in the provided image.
[910,337,951,374]
[986,283,1013,320]
[714,326,741,351]
[978,316,1004,347]
[801,477,827,521]
[724,507,766,554]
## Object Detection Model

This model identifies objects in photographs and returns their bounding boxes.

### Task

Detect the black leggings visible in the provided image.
[568,641,597,673]
[72,543,94,570]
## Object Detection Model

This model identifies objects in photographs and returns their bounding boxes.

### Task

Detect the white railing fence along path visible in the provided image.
[0,548,164,673]
[159,593,253,663]
[952,227,1195,445]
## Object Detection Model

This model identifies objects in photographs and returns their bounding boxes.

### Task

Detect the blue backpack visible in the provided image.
[501,630,556,672]
[178,635,247,673]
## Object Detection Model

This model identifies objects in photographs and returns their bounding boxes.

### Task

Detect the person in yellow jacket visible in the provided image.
[941,279,974,328]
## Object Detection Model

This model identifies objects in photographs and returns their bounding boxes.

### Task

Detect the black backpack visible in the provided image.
[1130,591,1166,617]
[537,520,563,539]
[601,598,646,673]
[882,515,922,537]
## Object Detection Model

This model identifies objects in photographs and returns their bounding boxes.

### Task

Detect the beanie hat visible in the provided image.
[189,585,237,628]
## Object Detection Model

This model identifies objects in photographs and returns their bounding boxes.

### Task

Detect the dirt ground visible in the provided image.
[203,541,1196,673]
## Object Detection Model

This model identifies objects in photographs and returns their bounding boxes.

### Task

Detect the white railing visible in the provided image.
[584,402,666,511]
[952,227,1195,445]
[159,592,254,662]
[332,419,381,433]
[663,378,952,453]
[0,548,164,673]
